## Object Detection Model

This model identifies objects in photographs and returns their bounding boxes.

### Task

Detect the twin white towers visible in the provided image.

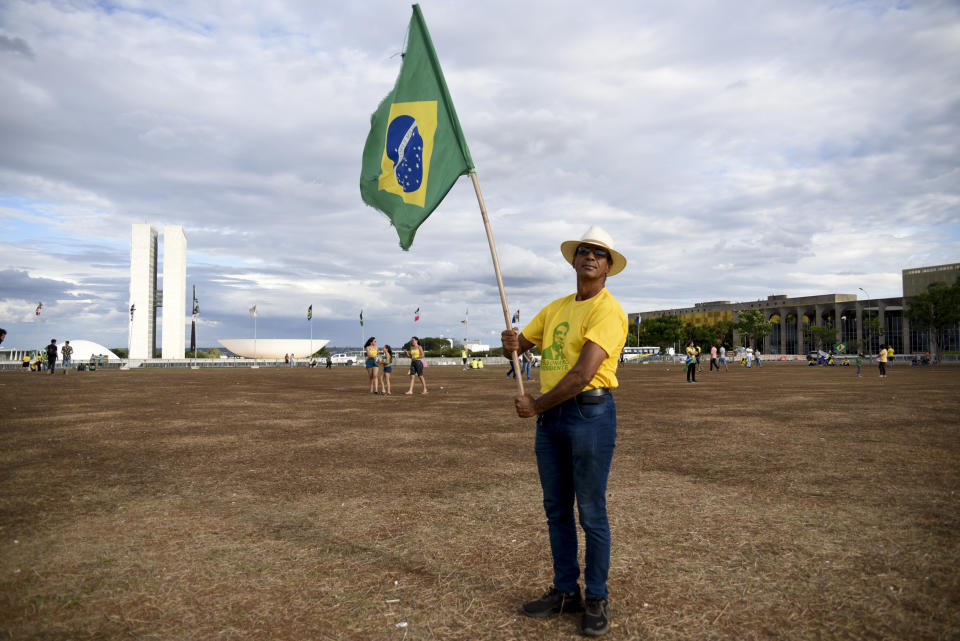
[129,224,187,359]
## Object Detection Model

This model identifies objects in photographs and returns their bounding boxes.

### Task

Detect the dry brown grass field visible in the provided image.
[1,362,959,640]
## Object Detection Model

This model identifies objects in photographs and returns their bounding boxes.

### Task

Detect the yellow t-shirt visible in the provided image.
[521,287,627,394]
[366,346,378,359]
[409,347,422,360]
[879,348,887,363]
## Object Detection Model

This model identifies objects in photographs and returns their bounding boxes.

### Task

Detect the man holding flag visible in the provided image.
[501,226,627,636]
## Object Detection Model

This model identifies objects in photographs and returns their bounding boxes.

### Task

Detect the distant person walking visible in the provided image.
[719,345,728,372]
[461,347,469,370]
[364,337,381,394]
[61,340,73,375]
[685,340,697,383]
[709,344,719,372]
[755,347,762,368]
[521,350,533,380]
[45,339,58,375]
[405,336,427,395]
[878,344,888,384]
[21,352,30,372]
[380,344,394,395]
[506,356,518,379]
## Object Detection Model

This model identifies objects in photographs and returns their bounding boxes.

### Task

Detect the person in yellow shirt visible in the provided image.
[364,337,380,394]
[878,344,888,384]
[405,336,427,394]
[685,341,698,383]
[501,225,627,636]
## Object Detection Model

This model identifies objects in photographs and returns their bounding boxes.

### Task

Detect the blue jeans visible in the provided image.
[534,395,617,600]
[521,360,532,379]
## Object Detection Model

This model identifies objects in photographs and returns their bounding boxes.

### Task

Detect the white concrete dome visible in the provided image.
[217,339,330,359]
[60,340,120,363]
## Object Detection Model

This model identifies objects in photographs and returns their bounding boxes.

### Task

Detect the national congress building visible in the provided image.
[630,263,960,355]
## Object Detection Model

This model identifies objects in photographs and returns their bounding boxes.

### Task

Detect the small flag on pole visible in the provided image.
[359,4,474,251]
[130,304,135,322]
[461,308,468,324]
[360,310,364,327]
[511,309,519,325]
[307,305,313,321]
[414,307,420,322]
[249,305,257,319]
[190,285,198,354]
[35,302,43,316]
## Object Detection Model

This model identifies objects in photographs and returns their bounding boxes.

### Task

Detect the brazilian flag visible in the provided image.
[360,4,474,250]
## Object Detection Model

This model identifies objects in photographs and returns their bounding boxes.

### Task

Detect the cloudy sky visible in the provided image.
[1,0,958,352]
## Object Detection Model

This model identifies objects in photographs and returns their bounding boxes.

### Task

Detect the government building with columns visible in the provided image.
[630,263,960,356]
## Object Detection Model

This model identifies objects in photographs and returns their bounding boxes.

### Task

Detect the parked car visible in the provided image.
[329,353,357,365]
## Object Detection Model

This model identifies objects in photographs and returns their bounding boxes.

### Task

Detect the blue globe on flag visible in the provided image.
[385,115,424,193]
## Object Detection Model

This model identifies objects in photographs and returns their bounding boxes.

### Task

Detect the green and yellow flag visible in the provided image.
[360,4,474,250]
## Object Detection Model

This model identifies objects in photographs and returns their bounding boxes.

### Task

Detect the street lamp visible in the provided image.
[858,288,879,354]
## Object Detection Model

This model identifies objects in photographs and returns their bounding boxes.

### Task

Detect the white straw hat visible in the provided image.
[560,225,626,276]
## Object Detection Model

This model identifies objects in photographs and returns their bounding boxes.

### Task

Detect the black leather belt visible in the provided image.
[574,388,610,404]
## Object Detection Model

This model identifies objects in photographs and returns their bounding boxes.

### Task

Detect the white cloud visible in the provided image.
[0,0,957,349]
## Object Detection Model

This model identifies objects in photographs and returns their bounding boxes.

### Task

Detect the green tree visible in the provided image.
[682,321,716,348]
[906,276,960,362]
[624,319,640,347]
[403,336,458,357]
[637,315,683,351]
[711,320,734,348]
[112,347,129,358]
[859,311,882,354]
[807,323,838,351]
[735,310,773,348]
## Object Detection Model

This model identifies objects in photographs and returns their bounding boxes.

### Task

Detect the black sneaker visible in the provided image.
[581,598,609,636]
[521,586,584,618]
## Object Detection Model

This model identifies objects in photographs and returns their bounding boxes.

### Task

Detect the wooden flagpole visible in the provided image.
[469,172,525,396]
